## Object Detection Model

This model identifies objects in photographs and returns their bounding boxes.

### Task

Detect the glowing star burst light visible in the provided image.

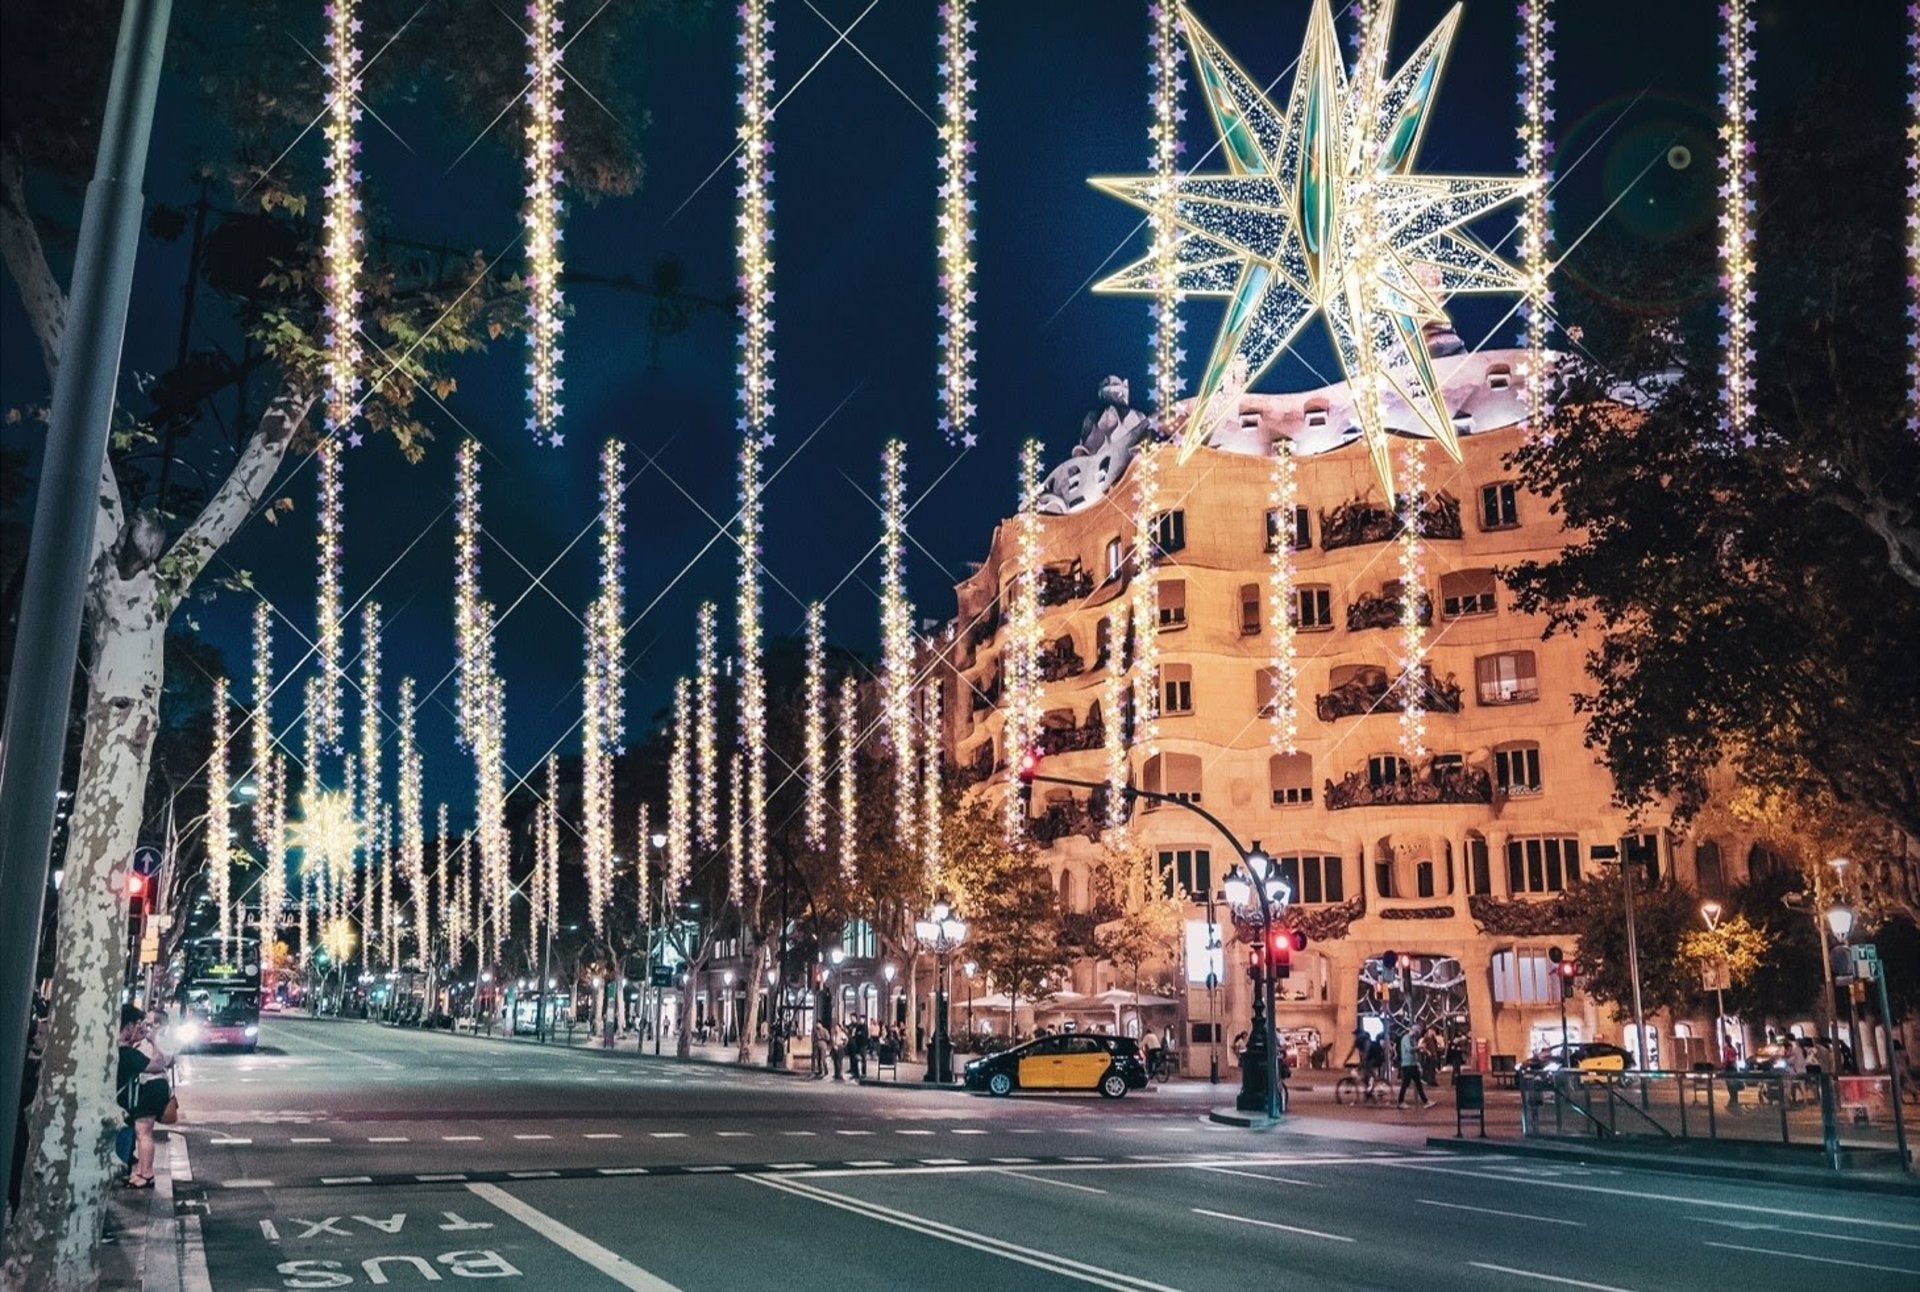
[209,677,233,953]
[524,0,568,444]
[1266,439,1299,753]
[1003,440,1044,842]
[1148,0,1187,415]
[736,0,775,435]
[320,0,363,441]
[1718,0,1757,435]
[694,601,719,850]
[935,0,977,446]
[1515,0,1554,429]
[1092,0,1532,500]
[802,601,828,850]
[878,440,917,843]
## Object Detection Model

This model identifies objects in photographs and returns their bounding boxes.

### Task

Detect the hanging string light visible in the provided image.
[935,0,977,446]
[1102,612,1128,834]
[250,600,276,850]
[581,440,625,936]
[666,677,693,899]
[1718,0,1757,436]
[736,437,767,890]
[878,440,917,842]
[1147,0,1185,417]
[320,0,362,442]
[301,675,321,957]
[1910,4,1919,436]
[1397,440,1428,759]
[359,601,382,813]
[1515,0,1554,429]
[314,442,345,752]
[1128,443,1161,760]
[920,684,944,876]
[694,601,719,850]
[1002,439,1044,842]
[727,751,745,907]
[436,802,451,969]
[540,756,561,965]
[209,677,233,953]
[466,833,483,970]
[397,677,427,965]
[262,752,287,940]
[736,0,775,435]
[377,801,395,967]
[523,0,567,444]
[802,601,828,850]
[1266,440,1299,753]
[837,675,859,885]
[453,441,509,963]
[635,801,651,928]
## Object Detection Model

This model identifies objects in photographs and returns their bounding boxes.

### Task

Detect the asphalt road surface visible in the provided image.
[168,1016,1920,1291]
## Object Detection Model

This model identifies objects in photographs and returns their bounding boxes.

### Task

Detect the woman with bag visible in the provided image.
[114,1005,170,1188]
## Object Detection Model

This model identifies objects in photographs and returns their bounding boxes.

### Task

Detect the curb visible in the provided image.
[1207,1107,1283,1131]
[378,1019,809,1078]
[1423,1135,1920,1197]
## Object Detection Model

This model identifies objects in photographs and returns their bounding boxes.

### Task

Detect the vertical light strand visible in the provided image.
[736,0,775,434]
[1910,4,1919,436]
[1002,438,1044,842]
[1343,0,1399,499]
[397,678,427,966]
[1718,0,1757,436]
[262,753,286,941]
[314,442,345,752]
[694,601,719,850]
[1396,440,1428,759]
[320,0,362,441]
[666,677,693,899]
[453,441,509,967]
[1101,612,1128,834]
[358,601,382,824]
[635,801,651,928]
[736,438,767,889]
[878,440,917,842]
[301,675,321,959]
[1147,0,1185,416]
[836,676,860,885]
[541,756,562,969]
[1515,0,1554,429]
[1128,444,1161,759]
[436,802,451,969]
[581,439,625,937]
[935,0,977,446]
[524,0,566,444]
[453,440,486,746]
[727,751,746,907]
[209,677,233,954]
[377,801,394,967]
[1266,440,1298,753]
[802,601,828,850]
[920,684,944,878]
[250,600,276,854]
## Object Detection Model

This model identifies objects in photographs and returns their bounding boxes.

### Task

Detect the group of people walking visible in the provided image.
[809,1018,906,1080]
[1346,1021,1451,1108]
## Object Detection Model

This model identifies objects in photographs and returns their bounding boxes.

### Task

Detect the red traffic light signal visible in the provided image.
[1265,927,1308,978]
[126,873,146,898]
[1016,749,1042,783]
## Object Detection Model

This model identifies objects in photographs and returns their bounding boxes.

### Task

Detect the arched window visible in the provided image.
[1057,868,1077,913]
[1141,752,1202,808]
[1269,753,1312,807]
[1695,840,1725,898]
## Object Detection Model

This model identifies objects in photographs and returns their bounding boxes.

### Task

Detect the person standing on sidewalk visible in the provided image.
[811,1020,830,1079]
[830,1021,848,1081]
[1395,1025,1435,1109]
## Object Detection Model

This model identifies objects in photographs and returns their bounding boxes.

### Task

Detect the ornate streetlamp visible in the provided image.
[963,960,978,1033]
[916,892,969,1083]
[1221,844,1292,1121]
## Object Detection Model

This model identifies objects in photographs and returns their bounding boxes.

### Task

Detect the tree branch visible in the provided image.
[0,145,66,378]
[158,384,312,599]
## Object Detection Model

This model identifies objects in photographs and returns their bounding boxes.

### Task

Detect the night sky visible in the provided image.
[0,0,1903,822]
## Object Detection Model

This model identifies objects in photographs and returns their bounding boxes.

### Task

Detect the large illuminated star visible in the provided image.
[1092,0,1532,497]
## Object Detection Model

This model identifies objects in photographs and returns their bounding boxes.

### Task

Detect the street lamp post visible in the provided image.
[915,894,969,1084]
[1828,859,1867,1069]
[1222,845,1291,1123]
[1701,901,1730,1061]
[963,960,977,1033]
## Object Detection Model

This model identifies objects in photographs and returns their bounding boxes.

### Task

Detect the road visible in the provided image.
[166,1016,1919,1291]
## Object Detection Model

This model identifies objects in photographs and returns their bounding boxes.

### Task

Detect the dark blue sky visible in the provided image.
[2,0,1902,820]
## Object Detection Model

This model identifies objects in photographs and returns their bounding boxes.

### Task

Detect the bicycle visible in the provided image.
[1334,1064,1390,1106]
[1145,1049,1175,1084]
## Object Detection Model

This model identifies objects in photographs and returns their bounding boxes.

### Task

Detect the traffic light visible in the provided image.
[1557,960,1578,998]
[1015,749,1041,811]
[1268,927,1308,979]
[125,872,147,911]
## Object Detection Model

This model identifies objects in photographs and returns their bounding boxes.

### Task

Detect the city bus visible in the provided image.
[177,935,263,1050]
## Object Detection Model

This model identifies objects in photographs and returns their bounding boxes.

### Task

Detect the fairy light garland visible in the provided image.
[1147,0,1185,416]
[666,677,693,899]
[1718,0,1757,436]
[436,803,451,967]
[1266,440,1299,753]
[1102,612,1128,834]
[581,440,625,936]
[359,601,382,817]
[397,677,427,965]
[453,441,509,964]
[736,0,775,434]
[727,751,746,907]
[1128,443,1161,759]
[301,676,321,957]
[453,441,488,746]
[209,677,233,953]
[920,684,944,876]
[935,0,977,446]
[376,801,394,966]
[878,440,917,842]
[314,443,345,752]
[523,0,567,444]
[1397,441,1428,759]
[635,801,652,927]
[736,437,767,890]
[320,0,362,441]
[541,756,561,961]
[837,676,859,885]
[1002,439,1044,842]
[694,601,719,850]
[802,601,828,850]
[1343,0,1396,495]
[1515,0,1554,429]
[1910,4,1919,435]
[262,754,286,939]
[250,600,276,853]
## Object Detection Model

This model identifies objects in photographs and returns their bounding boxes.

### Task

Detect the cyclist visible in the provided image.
[1363,1033,1390,1101]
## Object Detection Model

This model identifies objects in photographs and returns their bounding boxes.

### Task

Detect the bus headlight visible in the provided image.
[243,1025,259,1038]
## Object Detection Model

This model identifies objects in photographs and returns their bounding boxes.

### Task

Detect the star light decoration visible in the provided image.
[727,750,746,906]
[667,677,693,899]
[523,0,568,444]
[1266,440,1299,752]
[1093,0,1533,500]
[250,600,277,855]
[878,440,918,842]
[1002,439,1045,842]
[359,601,383,815]
[320,0,363,442]
[694,601,719,850]
[1515,0,1555,429]
[837,676,860,885]
[802,601,828,850]
[581,440,626,936]
[539,756,561,952]
[935,0,978,446]
[453,441,509,957]
[1718,0,1757,435]
[1102,612,1128,834]
[1909,4,1919,434]
[635,801,652,926]
[209,677,234,953]
[736,438,767,889]
[397,676,428,963]
[736,0,776,435]
[314,443,345,751]
[1396,440,1428,758]
[1148,0,1188,415]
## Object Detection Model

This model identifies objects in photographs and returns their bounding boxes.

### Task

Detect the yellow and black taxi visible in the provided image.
[963,1034,1149,1099]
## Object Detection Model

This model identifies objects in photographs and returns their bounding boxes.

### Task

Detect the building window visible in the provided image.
[1695,840,1724,898]
[1240,583,1262,636]
[1505,835,1581,895]
[1415,860,1437,898]
[841,919,877,959]
[1158,578,1187,629]
[1294,585,1334,631]
[1160,663,1193,715]
[1303,398,1330,428]
[1275,854,1343,905]
[1142,753,1203,809]
[1269,752,1312,806]
[1104,536,1124,584]
[1495,742,1543,795]
[1157,848,1213,901]
[1466,834,1492,895]
[1057,869,1077,913]
[1625,832,1661,885]
[1153,509,1186,558]
[1491,949,1556,1003]
[1486,363,1513,392]
[1367,753,1403,789]
[1265,505,1312,551]
[1440,568,1498,618]
[1476,651,1538,705]
[1480,481,1520,530]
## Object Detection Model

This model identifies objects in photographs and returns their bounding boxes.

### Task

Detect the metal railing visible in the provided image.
[1518,1068,1912,1172]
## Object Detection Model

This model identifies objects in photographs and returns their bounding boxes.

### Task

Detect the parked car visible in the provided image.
[963,1034,1148,1099]
[1518,1041,1633,1079]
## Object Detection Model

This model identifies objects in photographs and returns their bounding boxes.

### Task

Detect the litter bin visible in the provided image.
[1455,1073,1486,1138]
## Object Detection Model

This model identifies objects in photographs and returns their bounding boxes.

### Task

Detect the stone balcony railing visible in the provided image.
[1314,663,1463,722]
[1321,490,1463,551]
[1324,762,1493,810]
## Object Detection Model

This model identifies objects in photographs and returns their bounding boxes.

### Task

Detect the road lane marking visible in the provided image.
[895,1129,934,1136]
[649,1132,687,1139]
[208,1138,252,1145]
[599,1167,649,1175]
[220,1178,274,1188]
[1419,1199,1582,1226]
[467,1181,681,1290]
[1701,1242,1919,1276]
[367,1136,409,1143]
[276,1023,400,1069]
[417,1174,468,1182]
[715,1132,753,1138]
[513,1134,553,1140]
[289,1137,331,1144]
[768,1163,816,1170]
[1191,1209,1352,1242]
[846,1160,890,1167]
[1195,1166,1325,1188]
[998,1170,1107,1195]
[749,1175,1176,1291]
[1469,1262,1638,1291]
[952,1129,988,1135]
[780,1131,817,1137]
[1700,1219,1920,1251]
[835,1130,874,1136]
[321,1176,372,1185]
[685,1165,734,1173]
[920,1158,966,1165]
[989,1157,1037,1164]
[442,1135,482,1142]
[508,1170,560,1179]
[584,1133,621,1139]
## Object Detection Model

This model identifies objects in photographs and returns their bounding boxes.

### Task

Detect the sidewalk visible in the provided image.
[95,1126,204,1291]
[1426,1132,1920,1197]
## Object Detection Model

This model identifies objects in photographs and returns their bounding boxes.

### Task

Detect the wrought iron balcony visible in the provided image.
[1320,490,1463,551]
[1325,761,1493,810]
[1314,663,1463,722]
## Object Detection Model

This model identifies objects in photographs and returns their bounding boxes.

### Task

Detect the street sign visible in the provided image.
[132,846,162,877]
[1700,958,1731,992]
[138,931,159,966]
[649,966,675,988]
[1852,943,1880,981]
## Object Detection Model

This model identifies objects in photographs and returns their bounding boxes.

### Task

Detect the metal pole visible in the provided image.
[1874,969,1910,1173]
[1621,853,1648,1070]
[0,1,173,1246]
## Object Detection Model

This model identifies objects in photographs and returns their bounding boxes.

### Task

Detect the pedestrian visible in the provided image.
[831,1021,848,1081]
[1395,1026,1435,1108]
[115,1005,169,1189]
[602,1014,617,1050]
[811,1020,830,1079]
[849,1018,869,1079]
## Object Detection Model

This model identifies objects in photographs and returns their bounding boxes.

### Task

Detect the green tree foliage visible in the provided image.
[1721,865,1822,1026]
[1565,875,1708,1021]
[1501,78,1920,842]
[1092,840,1182,996]
[942,799,1068,1007]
